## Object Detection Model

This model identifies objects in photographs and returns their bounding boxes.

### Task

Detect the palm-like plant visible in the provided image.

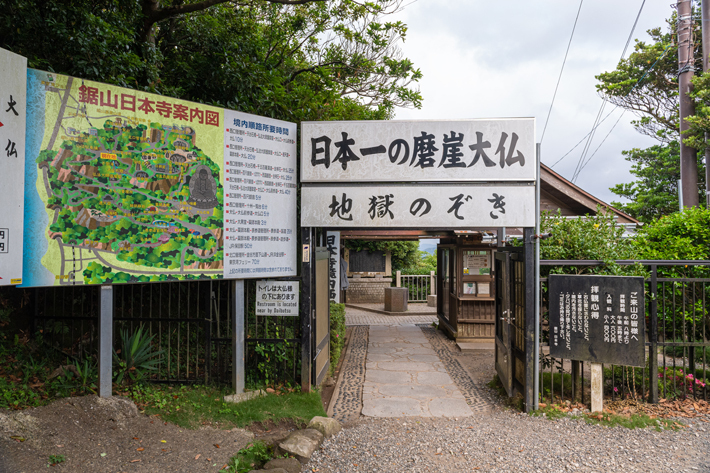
[113,325,163,385]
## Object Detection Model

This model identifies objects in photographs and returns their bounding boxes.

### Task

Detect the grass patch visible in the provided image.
[127,384,326,429]
[226,440,273,473]
[583,411,682,431]
[539,372,577,402]
[529,404,568,420]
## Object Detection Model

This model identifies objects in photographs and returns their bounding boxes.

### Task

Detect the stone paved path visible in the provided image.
[345,305,438,326]
[362,325,473,418]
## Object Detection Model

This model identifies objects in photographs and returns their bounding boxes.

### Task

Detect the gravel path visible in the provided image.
[308,411,710,472]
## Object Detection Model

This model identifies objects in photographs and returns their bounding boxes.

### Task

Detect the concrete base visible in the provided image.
[224,390,266,403]
[427,295,437,307]
[457,341,495,351]
[384,287,408,312]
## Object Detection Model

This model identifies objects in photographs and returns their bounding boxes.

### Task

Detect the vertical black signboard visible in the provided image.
[549,275,645,367]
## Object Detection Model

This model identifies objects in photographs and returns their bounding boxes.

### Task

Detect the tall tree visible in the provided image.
[595,13,706,221]
[1,0,422,120]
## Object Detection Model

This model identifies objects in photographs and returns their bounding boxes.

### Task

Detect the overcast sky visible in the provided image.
[391,0,672,205]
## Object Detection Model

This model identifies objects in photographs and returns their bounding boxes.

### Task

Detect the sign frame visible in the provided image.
[548,274,646,367]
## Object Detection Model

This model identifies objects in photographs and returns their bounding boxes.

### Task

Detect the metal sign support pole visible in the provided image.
[300,227,313,392]
[99,285,113,397]
[232,279,245,394]
[534,143,541,410]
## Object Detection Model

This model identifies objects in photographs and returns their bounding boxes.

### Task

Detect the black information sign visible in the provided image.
[349,250,386,273]
[549,275,645,367]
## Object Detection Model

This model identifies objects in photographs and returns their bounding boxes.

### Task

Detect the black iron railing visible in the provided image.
[539,260,710,404]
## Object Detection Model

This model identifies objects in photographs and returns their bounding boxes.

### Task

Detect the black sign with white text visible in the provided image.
[549,275,645,367]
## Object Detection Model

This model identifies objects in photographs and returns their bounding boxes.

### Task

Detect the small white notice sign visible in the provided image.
[255,280,300,316]
[223,111,297,278]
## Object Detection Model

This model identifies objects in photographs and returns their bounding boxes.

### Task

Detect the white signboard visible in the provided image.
[255,279,300,316]
[224,111,297,278]
[0,48,27,286]
[302,184,535,228]
[301,118,535,182]
[326,231,340,302]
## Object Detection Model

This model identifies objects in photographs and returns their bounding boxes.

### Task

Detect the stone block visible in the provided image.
[224,390,265,403]
[278,428,324,464]
[307,416,342,438]
[263,457,303,473]
[384,287,408,312]
[427,294,437,307]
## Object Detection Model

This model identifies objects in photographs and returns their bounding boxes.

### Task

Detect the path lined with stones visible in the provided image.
[345,306,437,326]
[362,325,473,418]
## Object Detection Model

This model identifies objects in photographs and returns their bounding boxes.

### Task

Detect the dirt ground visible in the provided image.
[455,348,497,386]
[0,395,276,473]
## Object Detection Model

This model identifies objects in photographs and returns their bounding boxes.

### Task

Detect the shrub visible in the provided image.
[113,325,162,385]
[329,302,346,376]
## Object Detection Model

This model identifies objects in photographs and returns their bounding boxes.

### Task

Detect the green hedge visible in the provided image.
[329,303,346,376]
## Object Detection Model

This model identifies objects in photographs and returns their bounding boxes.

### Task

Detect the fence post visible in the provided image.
[649,264,659,403]
[396,270,401,288]
[99,285,113,398]
[430,271,436,296]
[232,279,245,394]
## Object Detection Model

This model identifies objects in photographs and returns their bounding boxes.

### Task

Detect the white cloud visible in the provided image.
[391,0,672,204]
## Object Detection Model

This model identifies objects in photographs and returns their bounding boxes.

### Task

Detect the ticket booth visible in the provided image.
[437,234,496,340]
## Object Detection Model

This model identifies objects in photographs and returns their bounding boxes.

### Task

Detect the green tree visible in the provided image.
[596,13,706,220]
[1,0,421,119]
[344,240,419,272]
[539,208,643,277]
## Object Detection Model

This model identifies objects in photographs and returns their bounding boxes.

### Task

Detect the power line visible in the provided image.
[578,110,627,175]
[570,43,673,179]
[539,0,584,145]
[569,0,646,183]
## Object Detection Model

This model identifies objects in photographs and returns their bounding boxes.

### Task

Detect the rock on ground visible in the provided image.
[307,416,342,438]
[278,428,323,464]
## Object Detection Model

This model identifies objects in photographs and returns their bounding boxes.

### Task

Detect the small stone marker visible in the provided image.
[384,287,408,312]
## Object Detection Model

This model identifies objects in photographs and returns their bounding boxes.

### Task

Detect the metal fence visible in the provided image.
[395,271,436,302]
[30,279,301,387]
[538,260,710,405]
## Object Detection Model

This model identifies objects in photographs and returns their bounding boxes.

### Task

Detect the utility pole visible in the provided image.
[678,0,700,208]
[703,0,710,207]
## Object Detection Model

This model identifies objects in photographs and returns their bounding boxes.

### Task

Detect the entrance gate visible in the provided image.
[299,119,538,405]
[494,229,536,411]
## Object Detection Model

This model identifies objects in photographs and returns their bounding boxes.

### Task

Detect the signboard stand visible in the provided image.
[99,286,113,397]
[232,280,245,394]
[300,227,313,392]
[591,362,603,413]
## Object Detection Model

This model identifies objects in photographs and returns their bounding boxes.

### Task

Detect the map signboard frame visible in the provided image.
[19,68,296,287]
[0,48,27,286]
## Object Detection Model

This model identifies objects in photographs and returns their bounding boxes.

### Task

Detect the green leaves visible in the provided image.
[540,207,641,276]
[113,325,163,385]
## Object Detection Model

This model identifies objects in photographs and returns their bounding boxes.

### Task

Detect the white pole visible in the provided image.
[534,143,541,410]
